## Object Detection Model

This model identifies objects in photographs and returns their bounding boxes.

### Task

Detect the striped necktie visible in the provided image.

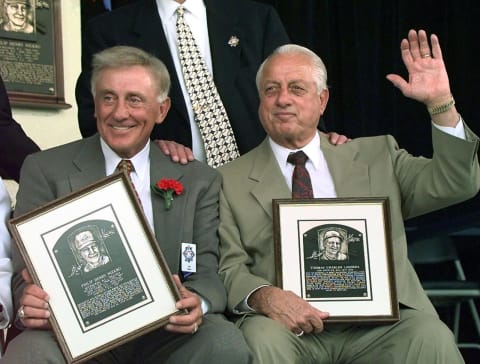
[176,5,240,168]
[287,151,314,199]
[116,159,143,208]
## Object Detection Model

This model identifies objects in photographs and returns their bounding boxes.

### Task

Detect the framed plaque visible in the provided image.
[272,197,399,324]
[0,0,70,108]
[8,173,182,363]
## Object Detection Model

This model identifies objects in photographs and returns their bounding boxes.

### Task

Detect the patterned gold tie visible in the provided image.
[116,159,143,208]
[287,151,314,199]
[176,6,240,168]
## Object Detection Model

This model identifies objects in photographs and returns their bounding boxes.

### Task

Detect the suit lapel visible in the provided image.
[320,134,371,197]
[250,140,291,219]
[70,135,106,191]
[149,144,183,273]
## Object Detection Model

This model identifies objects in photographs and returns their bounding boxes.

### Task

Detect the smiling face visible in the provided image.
[257,52,329,149]
[324,237,341,258]
[74,230,101,266]
[94,65,170,158]
[5,2,28,28]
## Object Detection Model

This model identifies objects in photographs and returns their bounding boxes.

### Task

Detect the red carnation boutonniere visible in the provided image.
[152,178,184,210]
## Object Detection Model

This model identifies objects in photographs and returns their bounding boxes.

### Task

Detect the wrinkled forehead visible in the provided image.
[262,54,314,84]
[268,53,312,71]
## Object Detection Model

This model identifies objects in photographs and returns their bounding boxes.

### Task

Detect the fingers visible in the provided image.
[172,276,201,312]
[386,29,444,96]
[19,275,51,329]
[154,140,195,164]
[406,29,441,61]
[165,275,203,334]
[166,309,202,334]
[417,29,431,59]
[327,132,351,146]
[385,73,407,91]
[430,33,442,60]
[406,29,431,59]
[293,308,329,336]
[21,268,32,283]
[406,29,422,60]
[257,287,329,336]
[172,274,192,300]
[21,270,50,306]
[311,311,330,334]
[18,304,51,329]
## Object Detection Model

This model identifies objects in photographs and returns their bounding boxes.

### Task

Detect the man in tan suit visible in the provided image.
[218,29,480,363]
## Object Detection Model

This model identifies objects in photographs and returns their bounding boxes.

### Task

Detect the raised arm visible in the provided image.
[386,29,458,127]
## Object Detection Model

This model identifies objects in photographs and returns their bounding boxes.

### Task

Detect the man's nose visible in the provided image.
[112,100,130,119]
[275,88,291,105]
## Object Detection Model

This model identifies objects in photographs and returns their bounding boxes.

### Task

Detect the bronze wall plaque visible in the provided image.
[0,0,70,109]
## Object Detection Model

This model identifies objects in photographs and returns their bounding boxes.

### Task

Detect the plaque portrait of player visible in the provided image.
[0,0,34,34]
[302,224,369,299]
[317,228,348,261]
[50,218,149,328]
[306,227,349,261]
[68,225,111,274]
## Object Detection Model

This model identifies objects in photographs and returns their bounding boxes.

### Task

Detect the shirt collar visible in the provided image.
[157,0,205,21]
[100,138,150,177]
[269,132,322,170]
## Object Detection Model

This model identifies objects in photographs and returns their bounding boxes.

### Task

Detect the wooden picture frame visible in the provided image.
[8,173,181,363]
[272,197,399,324]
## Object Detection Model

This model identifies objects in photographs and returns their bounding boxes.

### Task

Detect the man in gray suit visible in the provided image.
[4,46,250,363]
[218,30,480,363]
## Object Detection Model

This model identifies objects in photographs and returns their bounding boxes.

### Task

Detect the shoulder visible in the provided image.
[86,0,149,30]
[175,160,222,197]
[25,137,91,162]
[181,159,220,181]
[324,134,399,157]
[212,0,284,27]
[221,0,279,13]
[218,145,263,176]
[22,137,98,177]
[150,146,221,185]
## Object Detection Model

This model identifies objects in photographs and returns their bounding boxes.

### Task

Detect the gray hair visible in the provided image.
[256,44,328,94]
[90,46,171,102]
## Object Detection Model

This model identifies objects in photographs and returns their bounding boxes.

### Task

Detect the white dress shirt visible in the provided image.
[270,132,337,198]
[100,139,154,229]
[156,0,212,162]
[0,177,13,329]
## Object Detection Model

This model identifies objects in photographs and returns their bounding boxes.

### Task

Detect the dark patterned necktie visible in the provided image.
[116,159,143,208]
[176,6,240,168]
[287,151,314,199]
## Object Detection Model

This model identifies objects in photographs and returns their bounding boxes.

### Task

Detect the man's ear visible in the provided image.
[155,97,171,125]
[319,88,329,115]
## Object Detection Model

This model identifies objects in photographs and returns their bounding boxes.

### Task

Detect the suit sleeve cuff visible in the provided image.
[232,284,270,314]
[432,116,466,139]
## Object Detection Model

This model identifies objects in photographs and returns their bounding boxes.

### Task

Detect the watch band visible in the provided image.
[428,96,455,116]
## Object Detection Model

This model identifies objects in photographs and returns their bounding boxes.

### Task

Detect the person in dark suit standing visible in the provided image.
[76,0,346,166]
[0,74,40,182]
[3,45,250,363]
